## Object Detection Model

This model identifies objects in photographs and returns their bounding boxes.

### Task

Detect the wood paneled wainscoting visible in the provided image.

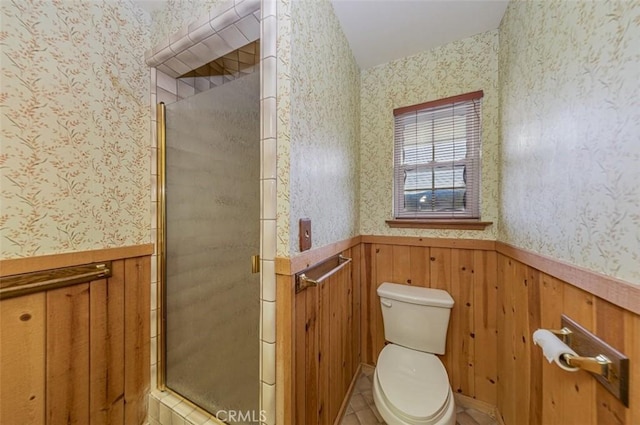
[0,245,153,425]
[276,242,362,425]
[359,236,499,406]
[494,244,640,425]
[278,235,640,425]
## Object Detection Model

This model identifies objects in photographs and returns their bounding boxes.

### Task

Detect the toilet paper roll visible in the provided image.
[532,329,579,372]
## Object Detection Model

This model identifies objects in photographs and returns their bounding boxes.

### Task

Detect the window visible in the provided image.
[393,91,483,220]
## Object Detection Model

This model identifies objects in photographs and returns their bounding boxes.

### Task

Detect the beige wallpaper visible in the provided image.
[0,1,151,258]
[359,30,500,240]
[499,1,640,285]
[276,0,360,256]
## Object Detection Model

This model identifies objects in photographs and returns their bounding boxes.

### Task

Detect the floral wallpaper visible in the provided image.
[359,30,500,240]
[276,0,292,257]
[0,0,151,258]
[499,1,640,284]
[276,0,360,256]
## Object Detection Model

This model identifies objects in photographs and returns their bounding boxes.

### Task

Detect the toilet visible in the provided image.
[372,282,456,425]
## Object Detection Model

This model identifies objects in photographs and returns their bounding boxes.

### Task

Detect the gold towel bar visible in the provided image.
[0,262,112,299]
[295,255,352,293]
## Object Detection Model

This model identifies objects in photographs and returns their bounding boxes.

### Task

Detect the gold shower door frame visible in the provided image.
[156,102,167,389]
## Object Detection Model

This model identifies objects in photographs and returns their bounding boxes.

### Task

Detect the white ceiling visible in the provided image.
[133,0,509,70]
[331,0,509,69]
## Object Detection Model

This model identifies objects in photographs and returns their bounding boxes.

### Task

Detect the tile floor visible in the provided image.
[340,366,497,425]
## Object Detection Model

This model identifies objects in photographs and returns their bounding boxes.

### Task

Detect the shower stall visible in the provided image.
[157,71,261,422]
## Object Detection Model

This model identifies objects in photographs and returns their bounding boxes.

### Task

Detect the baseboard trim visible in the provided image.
[454,393,503,422]
[333,363,362,425]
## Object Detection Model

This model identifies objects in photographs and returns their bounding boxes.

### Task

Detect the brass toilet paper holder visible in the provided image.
[546,315,629,407]
[547,327,612,379]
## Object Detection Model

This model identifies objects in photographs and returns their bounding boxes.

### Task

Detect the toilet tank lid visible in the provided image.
[378,282,454,308]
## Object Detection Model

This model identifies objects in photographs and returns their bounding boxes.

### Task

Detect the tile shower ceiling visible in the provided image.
[134,0,508,70]
[180,40,260,78]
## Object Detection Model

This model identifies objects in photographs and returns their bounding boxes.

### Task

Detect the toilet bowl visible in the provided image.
[373,283,456,425]
[372,344,455,425]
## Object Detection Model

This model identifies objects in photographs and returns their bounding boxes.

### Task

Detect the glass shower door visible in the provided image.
[163,72,260,422]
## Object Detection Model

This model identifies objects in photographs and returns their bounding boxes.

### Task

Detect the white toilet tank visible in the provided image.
[377,282,454,355]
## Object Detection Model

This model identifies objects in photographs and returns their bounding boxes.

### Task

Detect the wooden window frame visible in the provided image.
[391,91,491,229]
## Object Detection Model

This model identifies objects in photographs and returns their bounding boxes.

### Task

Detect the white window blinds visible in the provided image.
[393,91,483,219]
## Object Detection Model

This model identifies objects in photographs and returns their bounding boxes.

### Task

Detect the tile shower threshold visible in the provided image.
[149,388,227,425]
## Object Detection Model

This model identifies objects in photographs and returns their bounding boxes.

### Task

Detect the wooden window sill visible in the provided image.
[385,219,493,230]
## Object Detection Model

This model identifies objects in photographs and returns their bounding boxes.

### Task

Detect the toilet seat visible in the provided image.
[374,344,454,425]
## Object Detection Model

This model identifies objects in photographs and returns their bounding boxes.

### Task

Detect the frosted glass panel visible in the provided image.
[164,72,260,421]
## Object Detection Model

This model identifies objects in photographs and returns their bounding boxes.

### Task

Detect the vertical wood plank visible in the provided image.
[496,254,515,425]
[0,293,45,425]
[526,267,542,425]
[90,259,125,425]
[373,244,393,361]
[294,289,307,425]
[360,244,373,365]
[109,263,127,423]
[472,250,497,405]
[450,249,474,397]
[90,280,109,425]
[594,298,626,425]
[391,245,411,285]
[46,284,90,425]
[123,257,150,425]
[409,246,430,288]
[342,260,353,395]
[306,286,319,425]
[561,283,596,425]
[430,248,452,378]
[351,245,362,369]
[496,254,507,423]
[539,273,564,425]
[306,287,319,425]
[318,272,331,425]
[627,311,640,425]
[513,260,530,425]
[276,274,294,425]
[328,274,343,423]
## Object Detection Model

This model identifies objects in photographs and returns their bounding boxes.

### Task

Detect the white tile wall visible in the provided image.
[237,14,261,40]
[261,382,276,425]
[261,259,275,302]
[261,300,276,343]
[211,6,241,32]
[218,24,250,50]
[146,0,277,423]
[259,5,277,423]
[236,0,261,18]
[145,0,263,79]
[261,340,276,385]
[148,391,227,425]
